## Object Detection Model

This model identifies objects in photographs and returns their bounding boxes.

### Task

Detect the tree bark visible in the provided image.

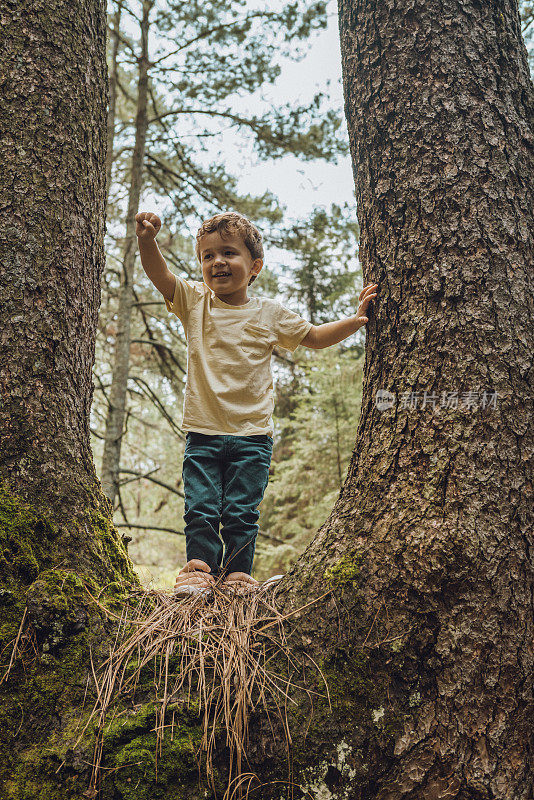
[0,0,116,536]
[100,0,154,506]
[271,0,534,796]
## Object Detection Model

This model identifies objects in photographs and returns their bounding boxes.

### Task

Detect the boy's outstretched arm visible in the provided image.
[135,211,176,303]
[301,283,378,349]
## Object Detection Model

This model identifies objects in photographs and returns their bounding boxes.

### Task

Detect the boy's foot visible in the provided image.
[174,559,215,597]
[224,571,259,595]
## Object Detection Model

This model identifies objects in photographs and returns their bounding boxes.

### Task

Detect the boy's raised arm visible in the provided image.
[135,211,176,303]
[301,283,378,349]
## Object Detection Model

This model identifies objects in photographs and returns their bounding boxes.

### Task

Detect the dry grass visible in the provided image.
[73,579,332,800]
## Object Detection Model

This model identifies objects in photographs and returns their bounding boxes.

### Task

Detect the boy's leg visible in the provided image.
[220,434,273,577]
[182,432,225,577]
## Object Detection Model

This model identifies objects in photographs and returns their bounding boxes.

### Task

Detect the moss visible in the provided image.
[0,480,138,591]
[0,484,147,797]
[98,700,214,800]
[323,553,364,588]
[89,510,134,581]
[0,482,60,586]
[110,725,204,796]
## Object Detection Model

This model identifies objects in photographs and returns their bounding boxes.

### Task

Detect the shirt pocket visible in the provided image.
[239,321,274,359]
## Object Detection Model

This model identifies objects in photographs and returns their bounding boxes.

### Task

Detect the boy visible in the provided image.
[135,210,377,594]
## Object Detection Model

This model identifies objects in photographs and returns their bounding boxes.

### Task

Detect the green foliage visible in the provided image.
[256,346,364,577]
[99,1,363,588]
[107,0,346,233]
[279,203,361,323]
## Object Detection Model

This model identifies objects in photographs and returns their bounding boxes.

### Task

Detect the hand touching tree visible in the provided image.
[356,282,378,325]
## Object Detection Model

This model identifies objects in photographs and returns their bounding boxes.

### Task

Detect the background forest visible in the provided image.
[91,0,534,587]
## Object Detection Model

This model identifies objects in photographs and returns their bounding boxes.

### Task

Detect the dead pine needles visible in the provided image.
[77,581,332,800]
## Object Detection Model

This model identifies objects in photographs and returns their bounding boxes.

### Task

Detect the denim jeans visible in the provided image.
[182,432,273,576]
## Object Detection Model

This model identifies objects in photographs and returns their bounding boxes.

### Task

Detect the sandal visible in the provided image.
[173,569,214,598]
[259,574,284,591]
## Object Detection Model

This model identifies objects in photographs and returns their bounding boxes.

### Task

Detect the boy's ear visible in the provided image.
[252,257,263,276]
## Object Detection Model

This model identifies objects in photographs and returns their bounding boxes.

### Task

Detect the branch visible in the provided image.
[114,522,285,544]
[130,338,176,353]
[106,23,137,58]
[148,11,283,67]
[118,468,185,499]
[114,522,184,535]
[128,375,183,437]
[522,10,534,34]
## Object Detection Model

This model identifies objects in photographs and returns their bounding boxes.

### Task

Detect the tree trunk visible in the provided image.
[0,1,136,791]
[100,0,153,506]
[270,0,533,796]
[105,0,123,207]
[0,0,130,579]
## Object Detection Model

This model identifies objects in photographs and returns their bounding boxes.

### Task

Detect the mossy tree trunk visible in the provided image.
[258,0,534,797]
[0,0,136,620]
[0,1,137,793]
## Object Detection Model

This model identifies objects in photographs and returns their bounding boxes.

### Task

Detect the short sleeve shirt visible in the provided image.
[164,274,313,437]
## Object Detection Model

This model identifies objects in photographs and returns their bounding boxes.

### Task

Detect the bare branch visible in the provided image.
[118,467,185,499]
[114,522,184,535]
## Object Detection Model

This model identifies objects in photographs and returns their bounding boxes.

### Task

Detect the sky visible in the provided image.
[184,2,359,287]
[229,7,356,222]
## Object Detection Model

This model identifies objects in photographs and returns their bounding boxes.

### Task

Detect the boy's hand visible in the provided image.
[356,282,378,325]
[135,211,161,240]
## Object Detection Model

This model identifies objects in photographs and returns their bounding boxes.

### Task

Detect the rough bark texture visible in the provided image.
[270,0,534,796]
[0,3,137,790]
[0,0,136,622]
[100,0,153,506]
[0,0,113,528]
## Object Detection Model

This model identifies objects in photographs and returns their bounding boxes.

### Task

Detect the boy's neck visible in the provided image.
[210,286,251,306]
[218,296,251,306]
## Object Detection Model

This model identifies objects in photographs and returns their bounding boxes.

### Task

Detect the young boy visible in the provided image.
[135,210,377,594]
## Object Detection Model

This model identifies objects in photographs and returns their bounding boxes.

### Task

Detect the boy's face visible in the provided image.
[198,230,263,306]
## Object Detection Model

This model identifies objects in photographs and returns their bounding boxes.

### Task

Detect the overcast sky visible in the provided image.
[230,5,356,223]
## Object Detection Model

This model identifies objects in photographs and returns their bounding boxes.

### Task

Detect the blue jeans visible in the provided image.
[182,432,273,576]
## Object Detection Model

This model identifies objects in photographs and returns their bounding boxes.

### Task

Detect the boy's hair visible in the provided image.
[195,212,263,286]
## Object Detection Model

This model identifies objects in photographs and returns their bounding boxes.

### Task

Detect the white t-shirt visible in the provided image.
[164,274,313,437]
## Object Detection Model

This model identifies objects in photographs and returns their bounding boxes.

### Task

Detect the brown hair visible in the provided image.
[195,212,263,285]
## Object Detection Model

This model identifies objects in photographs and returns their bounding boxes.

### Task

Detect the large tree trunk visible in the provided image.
[100,0,153,506]
[0,0,132,582]
[0,0,136,790]
[270,0,534,796]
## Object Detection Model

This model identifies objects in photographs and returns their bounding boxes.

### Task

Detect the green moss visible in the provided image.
[323,552,364,588]
[0,482,60,586]
[99,701,212,800]
[89,510,134,581]
[0,485,147,797]
[0,480,138,591]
